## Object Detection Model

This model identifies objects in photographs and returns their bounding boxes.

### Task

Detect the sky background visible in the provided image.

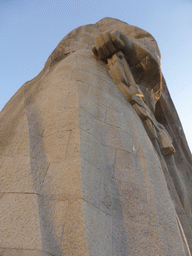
[1,0,192,151]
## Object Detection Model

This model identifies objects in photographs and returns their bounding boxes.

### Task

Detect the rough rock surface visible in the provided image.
[1,17,192,255]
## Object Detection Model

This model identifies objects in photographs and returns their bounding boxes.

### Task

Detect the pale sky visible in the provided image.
[1,0,192,151]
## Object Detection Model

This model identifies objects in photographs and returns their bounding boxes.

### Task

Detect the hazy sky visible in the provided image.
[1,0,192,151]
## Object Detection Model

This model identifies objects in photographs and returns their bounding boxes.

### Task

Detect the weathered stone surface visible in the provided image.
[1,193,42,250]
[0,248,50,256]
[1,17,192,255]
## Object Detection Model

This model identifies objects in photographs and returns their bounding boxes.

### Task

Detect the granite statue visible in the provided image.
[1,17,192,255]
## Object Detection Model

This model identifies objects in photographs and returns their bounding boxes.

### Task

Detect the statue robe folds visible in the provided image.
[1,17,192,256]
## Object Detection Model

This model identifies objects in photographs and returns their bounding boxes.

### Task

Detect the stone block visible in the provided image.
[60,199,88,256]
[0,115,27,159]
[87,80,128,112]
[41,108,79,137]
[160,227,188,256]
[0,193,42,250]
[114,148,160,225]
[65,128,81,161]
[79,107,93,133]
[0,248,43,256]
[43,129,71,163]
[81,158,123,219]
[81,158,102,207]
[79,92,107,122]
[83,201,112,256]
[123,220,166,256]
[41,159,82,200]
[80,116,134,153]
[13,129,30,157]
[80,128,116,174]
[44,63,74,86]
[105,105,133,133]
[36,197,68,256]
[111,217,131,256]
[0,156,33,193]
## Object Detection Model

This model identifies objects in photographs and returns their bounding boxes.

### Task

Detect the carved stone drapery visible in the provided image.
[1,18,192,255]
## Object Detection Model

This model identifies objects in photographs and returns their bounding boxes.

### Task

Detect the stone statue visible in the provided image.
[92,29,175,157]
[1,17,192,255]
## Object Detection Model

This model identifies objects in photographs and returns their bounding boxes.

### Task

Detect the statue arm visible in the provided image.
[92,30,175,156]
[92,29,162,104]
[92,29,159,64]
[92,30,161,81]
[92,30,134,62]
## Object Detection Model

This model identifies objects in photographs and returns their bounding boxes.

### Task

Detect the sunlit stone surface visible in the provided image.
[1,17,192,255]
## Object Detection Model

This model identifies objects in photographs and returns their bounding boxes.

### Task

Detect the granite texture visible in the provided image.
[1,17,192,255]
